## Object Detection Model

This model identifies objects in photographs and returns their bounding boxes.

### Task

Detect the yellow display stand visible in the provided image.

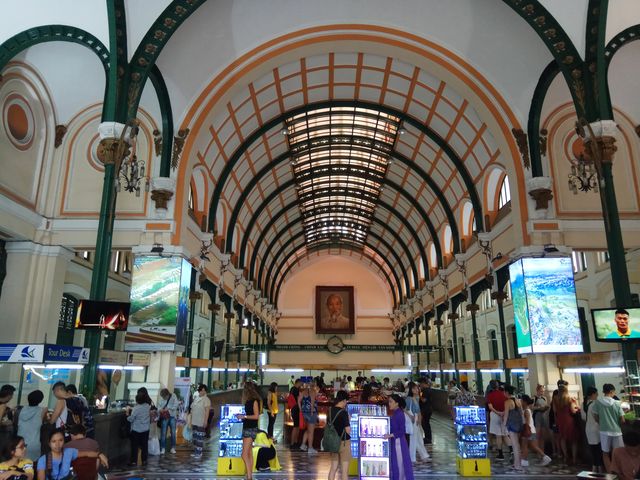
[456,456,491,477]
[217,457,246,476]
[348,458,359,475]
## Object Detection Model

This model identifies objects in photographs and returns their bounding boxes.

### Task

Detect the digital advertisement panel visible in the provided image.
[509,257,583,354]
[124,256,191,351]
[592,307,640,342]
[74,300,130,330]
[508,260,532,354]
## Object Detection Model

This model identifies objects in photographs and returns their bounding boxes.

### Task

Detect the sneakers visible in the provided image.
[299,444,308,451]
[160,448,165,455]
[307,447,318,454]
[190,452,202,458]
[520,460,529,467]
[170,448,176,454]
[257,466,271,472]
[541,455,552,466]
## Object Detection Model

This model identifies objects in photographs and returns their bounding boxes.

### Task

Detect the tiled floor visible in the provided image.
[109,413,587,479]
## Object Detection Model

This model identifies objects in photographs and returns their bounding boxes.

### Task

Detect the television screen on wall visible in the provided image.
[592,307,640,342]
[124,256,191,352]
[508,257,583,354]
[74,300,130,330]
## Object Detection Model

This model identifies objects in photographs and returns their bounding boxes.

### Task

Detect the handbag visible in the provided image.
[158,395,171,428]
[404,411,414,435]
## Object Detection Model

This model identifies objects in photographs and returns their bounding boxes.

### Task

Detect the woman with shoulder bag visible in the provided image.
[502,385,524,473]
[158,389,178,455]
[405,383,429,463]
[36,429,107,480]
[328,390,351,480]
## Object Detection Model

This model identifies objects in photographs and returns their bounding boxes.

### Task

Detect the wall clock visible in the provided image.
[326,335,345,354]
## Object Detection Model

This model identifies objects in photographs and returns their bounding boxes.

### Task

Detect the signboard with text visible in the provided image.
[44,345,90,364]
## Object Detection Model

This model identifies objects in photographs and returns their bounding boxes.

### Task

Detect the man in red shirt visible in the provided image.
[487,384,508,460]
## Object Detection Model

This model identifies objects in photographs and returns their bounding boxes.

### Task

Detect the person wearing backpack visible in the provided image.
[502,385,524,473]
[49,383,87,441]
[327,390,351,480]
[65,386,94,439]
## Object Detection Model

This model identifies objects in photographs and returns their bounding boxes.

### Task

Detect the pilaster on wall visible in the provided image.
[146,351,176,393]
[0,242,75,342]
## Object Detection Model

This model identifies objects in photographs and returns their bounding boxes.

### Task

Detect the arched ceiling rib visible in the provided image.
[256,215,419,297]
[189,50,516,307]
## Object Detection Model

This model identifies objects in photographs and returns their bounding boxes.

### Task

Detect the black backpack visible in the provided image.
[322,408,345,453]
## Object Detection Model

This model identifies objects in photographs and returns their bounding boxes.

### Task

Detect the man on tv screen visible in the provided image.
[606,309,640,339]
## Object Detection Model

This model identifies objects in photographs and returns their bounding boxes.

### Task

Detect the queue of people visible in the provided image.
[0,383,107,480]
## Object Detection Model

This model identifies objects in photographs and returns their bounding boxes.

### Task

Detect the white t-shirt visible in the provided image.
[191,394,211,427]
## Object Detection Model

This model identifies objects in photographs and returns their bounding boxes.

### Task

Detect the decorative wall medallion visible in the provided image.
[3,93,35,150]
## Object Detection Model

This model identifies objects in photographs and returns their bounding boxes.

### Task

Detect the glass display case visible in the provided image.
[347,404,387,458]
[454,406,488,459]
[218,404,245,458]
[358,415,390,479]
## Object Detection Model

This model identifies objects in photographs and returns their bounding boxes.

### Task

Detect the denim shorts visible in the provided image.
[303,413,318,425]
[242,427,258,439]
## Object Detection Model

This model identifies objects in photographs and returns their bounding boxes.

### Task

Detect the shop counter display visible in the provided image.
[454,406,490,477]
[358,415,390,479]
[217,404,245,476]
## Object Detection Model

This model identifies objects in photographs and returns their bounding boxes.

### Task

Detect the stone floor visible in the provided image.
[109,413,588,479]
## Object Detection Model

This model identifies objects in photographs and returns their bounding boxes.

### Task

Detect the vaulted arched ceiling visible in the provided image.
[182,45,522,307]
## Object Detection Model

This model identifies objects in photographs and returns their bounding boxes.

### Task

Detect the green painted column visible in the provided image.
[235,303,243,382]
[494,291,510,381]
[82,159,119,397]
[406,325,412,367]
[415,323,421,369]
[423,313,430,368]
[246,314,253,365]
[223,295,232,388]
[468,303,483,393]
[597,152,636,363]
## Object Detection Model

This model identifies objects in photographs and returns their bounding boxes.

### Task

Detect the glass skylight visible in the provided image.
[285,106,400,246]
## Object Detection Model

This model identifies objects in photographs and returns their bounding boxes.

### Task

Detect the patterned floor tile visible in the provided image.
[109,412,587,479]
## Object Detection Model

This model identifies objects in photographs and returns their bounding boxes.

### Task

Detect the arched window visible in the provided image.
[498,175,511,209]
[57,294,77,346]
[488,329,499,360]
[188,184,195,212]
[446,339,454,363]
[442,225,453,255]
[506,324,518,358]
[458,337,466,362]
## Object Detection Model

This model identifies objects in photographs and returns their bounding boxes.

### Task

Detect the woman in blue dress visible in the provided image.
[386,394,414,480]
[36,429,107,480]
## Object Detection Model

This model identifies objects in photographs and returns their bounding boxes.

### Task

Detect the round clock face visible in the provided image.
[326,335,344,354]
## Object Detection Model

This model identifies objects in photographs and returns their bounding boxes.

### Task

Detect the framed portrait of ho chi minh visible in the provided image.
[315,286,355,334]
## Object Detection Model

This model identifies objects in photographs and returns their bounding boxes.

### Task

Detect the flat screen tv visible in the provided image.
[74,300,130,330]
[592,307,640,342]
[508,257,583,354]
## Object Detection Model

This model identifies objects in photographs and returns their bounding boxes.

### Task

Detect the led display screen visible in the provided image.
[74,300,130,330]
[508,257,583,354]
[124,256,191,351]
[592,307,640,342]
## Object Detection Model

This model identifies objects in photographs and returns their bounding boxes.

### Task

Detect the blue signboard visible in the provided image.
[43,345,90,364]
[0,344,44,363]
